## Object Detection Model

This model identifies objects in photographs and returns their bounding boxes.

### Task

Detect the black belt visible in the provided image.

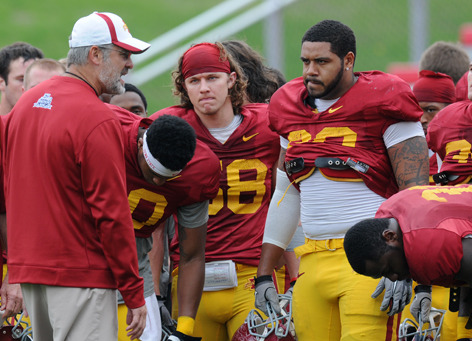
[285,157,369,176]
[432,172,460,185]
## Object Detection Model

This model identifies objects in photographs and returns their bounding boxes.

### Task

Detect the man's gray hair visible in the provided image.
[66,44,113,68]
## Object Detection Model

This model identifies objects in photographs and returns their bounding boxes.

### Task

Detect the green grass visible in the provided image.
[1,0,471,112]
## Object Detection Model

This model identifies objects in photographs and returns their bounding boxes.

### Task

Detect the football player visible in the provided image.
[254,20,429,340]
[111,106,221,341]
[344,184,472,338]
[150,42,281,341]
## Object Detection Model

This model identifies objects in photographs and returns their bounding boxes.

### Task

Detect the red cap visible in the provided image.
[182,43,231,79]
[413,70,455,103]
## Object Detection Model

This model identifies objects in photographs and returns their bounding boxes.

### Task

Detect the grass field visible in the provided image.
[1,0,471,112]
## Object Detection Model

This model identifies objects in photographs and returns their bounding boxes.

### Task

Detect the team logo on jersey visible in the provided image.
[33,93,53,109]
[242,133,259,142]
[328,105,343,114]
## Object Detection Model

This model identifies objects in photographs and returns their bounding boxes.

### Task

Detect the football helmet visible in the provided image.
[0,311,33,341]
[161,319,177,341]
[232,294,295,341]
[398,308,446,341]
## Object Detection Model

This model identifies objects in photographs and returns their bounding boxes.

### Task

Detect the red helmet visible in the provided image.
[398,308,446,341]
[232,294,296,341]
[0,312,33,341]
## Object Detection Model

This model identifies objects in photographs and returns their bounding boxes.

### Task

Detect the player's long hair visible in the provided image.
[172,42,247,112]
[222,40,285,104]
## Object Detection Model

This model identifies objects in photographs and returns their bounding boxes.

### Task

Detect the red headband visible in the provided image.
[182,43,231,80]
[413,70,455,103]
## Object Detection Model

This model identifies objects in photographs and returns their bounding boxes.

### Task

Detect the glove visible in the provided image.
[157,295,174,328]
[410,285,432,323]
[254,275,281,316]
[168,331,201,341]
[285,278,296,297]
[372,278,412,316]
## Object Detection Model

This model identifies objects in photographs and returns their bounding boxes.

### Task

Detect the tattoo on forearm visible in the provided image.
[389,136,429,189]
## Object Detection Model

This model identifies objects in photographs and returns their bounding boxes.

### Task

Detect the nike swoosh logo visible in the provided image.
[242,133,259,142]
[328,105,343,114]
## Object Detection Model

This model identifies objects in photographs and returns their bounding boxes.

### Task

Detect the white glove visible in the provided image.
[254,275,281,316]
[372,278,412,316]
[410,285,432,323]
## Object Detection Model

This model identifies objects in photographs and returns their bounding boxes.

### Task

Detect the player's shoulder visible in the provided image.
[181,139,220,183]
[150,105,190,120]
[194,139,219,164]
[431,100,472,125]
[356,70,411,90]
[270,76,305,101]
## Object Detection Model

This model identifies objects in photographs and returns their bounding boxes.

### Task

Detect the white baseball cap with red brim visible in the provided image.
[69,12,150,54]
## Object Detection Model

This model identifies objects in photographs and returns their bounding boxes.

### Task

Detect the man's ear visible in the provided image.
[227,71,237,89]
[344,51,355,71]
[89,46,102,66]
[381,229,398,242]
[0,77,6,92]
[382,227,402,248]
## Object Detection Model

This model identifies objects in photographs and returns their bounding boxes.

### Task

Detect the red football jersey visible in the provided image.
[427,101,472,183]
[113,106,221,238]
[376,184,472,286]
[151,104,280,266]
[269,71,423,198]
[455,72,469,102]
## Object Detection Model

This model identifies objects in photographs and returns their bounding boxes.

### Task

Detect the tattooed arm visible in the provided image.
[176,222,207,318]
[387,136,429,190]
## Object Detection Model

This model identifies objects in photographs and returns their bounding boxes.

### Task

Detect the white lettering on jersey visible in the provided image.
[33,93,53,109]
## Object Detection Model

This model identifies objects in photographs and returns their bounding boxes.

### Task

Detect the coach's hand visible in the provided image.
[168,331,201,341]
[126,304,147,340]
[372,278,412,316]
[410,285,432,323]
[0,271,23,318]
[254,275,281,316]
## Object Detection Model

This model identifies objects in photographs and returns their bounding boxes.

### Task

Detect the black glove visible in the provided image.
[168,331,201,341]
[157,295,174,328]
[410,285,432,323]
[254,275,281,316]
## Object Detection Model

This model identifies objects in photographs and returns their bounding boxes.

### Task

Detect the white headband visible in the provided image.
[142,131,182,178]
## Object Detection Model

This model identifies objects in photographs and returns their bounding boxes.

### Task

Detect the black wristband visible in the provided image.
[172,331,202,341]
[254,275,273,285]
[156,295,166,301]
[414,285,432,294]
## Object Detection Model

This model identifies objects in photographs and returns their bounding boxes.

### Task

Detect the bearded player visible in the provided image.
[150,42,281,341]
[254,20,429,340]
[111,106,221,341]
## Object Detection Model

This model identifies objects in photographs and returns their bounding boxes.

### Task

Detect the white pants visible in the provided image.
[21,284,117,341]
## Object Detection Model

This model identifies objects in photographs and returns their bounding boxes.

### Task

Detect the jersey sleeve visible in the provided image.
[80,118,144,308]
